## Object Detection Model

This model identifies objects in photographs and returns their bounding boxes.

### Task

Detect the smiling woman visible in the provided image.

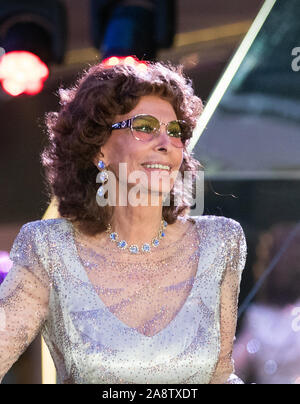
[0,60,247,384]
[42,61,203,236]
[96,95,185,209]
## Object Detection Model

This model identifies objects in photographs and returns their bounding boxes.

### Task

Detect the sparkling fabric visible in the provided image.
[0,215,247,384]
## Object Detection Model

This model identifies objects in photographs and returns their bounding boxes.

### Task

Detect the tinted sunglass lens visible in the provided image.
[132,115,159,133]
[167,121,184,147]
[167,121,182,138]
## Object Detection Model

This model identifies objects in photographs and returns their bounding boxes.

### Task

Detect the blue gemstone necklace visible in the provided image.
[105,219,168,254]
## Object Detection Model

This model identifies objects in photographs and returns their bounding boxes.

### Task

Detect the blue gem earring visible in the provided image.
[96,160,109,198]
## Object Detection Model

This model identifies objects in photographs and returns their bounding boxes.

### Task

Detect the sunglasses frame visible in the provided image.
[111,114,188,148]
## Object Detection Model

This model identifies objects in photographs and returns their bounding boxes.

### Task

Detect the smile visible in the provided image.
[142,163,171,171]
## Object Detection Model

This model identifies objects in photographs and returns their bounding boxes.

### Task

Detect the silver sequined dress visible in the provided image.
[0,215,247,384]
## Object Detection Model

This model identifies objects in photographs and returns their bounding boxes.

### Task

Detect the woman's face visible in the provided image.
[96,95,184,202]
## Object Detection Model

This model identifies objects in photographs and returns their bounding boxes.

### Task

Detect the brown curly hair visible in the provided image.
[41,60,204,236]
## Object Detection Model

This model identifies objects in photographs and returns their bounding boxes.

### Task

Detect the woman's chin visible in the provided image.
[131,184,171,204]
[141,180,173,195]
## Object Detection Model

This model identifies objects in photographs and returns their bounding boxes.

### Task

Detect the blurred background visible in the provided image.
[0,0,299,384]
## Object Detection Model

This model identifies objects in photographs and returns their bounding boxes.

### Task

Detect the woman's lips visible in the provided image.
[141,166,171,174]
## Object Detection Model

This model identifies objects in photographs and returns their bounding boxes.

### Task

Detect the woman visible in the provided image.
[0,59,247,384]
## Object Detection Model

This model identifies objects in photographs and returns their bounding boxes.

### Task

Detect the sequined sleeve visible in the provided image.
[0,223,50,383]
[209,220,247,384]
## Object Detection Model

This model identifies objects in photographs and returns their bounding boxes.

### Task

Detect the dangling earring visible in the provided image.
[96,160,109,198]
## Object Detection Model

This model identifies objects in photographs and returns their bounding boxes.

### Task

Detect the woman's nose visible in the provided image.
[155,126,171,149]
[159,123,171,140]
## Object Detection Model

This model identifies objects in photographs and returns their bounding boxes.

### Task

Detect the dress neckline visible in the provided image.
[63,216,203,339]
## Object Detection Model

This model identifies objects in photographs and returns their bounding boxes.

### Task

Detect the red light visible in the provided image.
[106,56,120,66]
[124,56,135,65]
[0,51,49,96]
[102,56,148,70]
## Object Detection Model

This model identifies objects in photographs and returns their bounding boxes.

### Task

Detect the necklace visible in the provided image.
[105,219,168,254]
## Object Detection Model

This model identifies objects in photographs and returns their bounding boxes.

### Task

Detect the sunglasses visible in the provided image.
[111,114,189,148]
